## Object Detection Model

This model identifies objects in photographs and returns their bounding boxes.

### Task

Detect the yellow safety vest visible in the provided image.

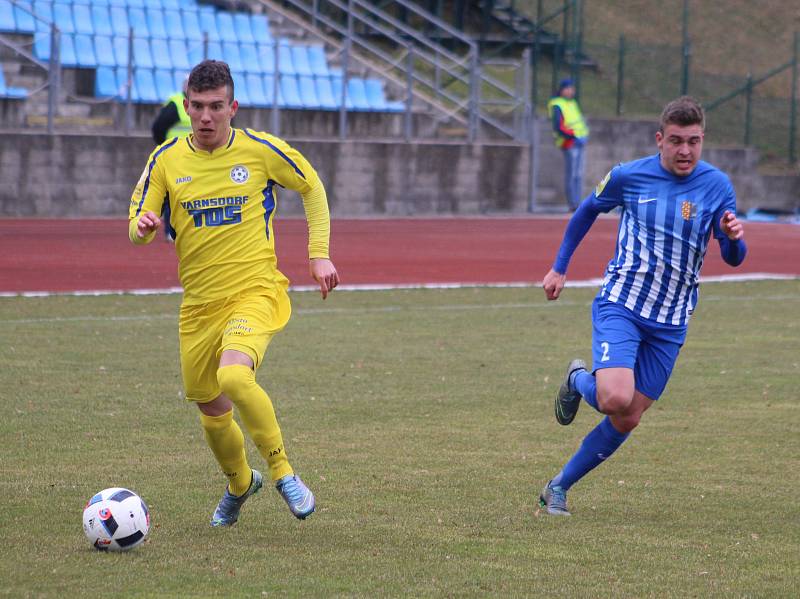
[547,97,588,148]
[166,92,192,139]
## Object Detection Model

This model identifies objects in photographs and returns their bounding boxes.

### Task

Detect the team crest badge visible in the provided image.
[595,170,612,196]
[681,200,697,220]
[230,165,249,184]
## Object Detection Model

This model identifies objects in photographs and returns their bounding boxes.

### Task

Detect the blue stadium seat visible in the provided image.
[91,5,113,37]
[297,75,320,109]
[112,36,129,68]
[110,6,129,37]
[244,72,268,107]
[150,38,171,69]
[132,37,154,69]
[134,67,159,103]
[163,9,185,40]
[154,67,174,99]
[256,43,275,74]
[215,11,237,43]
[33,32,50,62]
[233,13,254,44]
[127,8,150,39]
[126,0,146,8]
[146,7,167,39]
[73,33,97,67]
[364,78,390,110]
[330,73,354,109]
[186,39,204,66]
[0,66,28,98]
[94,35,116,68]
[198,7,220,41]
[169,39,190,70]
[0,1,18,33]
[347,78,371,110]
[59,33,78,68]
[206,41,223,61]
[262,74,277,105]
[161,0,181,9]
[291,45,313,77]
[239,43,258,73]
[278,40,295,75]
[95,65,119,98]
[33,1,52,32]
[222,41,243,73]
[13,2,36,35]
[314,75,337,109]
[53,2,76,34]
[181,9,202,41]
[73,4,93,35]
[279,74,302,109]
[307,45,330,76]
[232,71,249,105]
[115,67,133,101]
[249,13,271,43]
[173,69,188,93]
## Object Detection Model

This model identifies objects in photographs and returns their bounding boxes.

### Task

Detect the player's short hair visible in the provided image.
[659,96,705,132]
[187,60,234,103]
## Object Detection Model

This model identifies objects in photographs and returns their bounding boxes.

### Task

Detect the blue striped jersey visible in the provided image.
[592,154,737,326]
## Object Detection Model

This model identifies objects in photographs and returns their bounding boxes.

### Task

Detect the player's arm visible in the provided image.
[128,147,168,245]
[543,168,623,300]
[712,185,747,267]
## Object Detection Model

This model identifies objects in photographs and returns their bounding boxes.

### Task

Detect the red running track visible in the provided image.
[0,217,797,294]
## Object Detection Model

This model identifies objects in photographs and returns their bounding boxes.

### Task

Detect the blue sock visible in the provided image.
[572,369,600,411]
[550,417,630,490]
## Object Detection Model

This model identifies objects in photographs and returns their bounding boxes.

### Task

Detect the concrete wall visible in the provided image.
[0,115,796,217]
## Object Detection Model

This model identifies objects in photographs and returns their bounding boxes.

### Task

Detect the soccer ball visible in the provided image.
[82,488,150,552]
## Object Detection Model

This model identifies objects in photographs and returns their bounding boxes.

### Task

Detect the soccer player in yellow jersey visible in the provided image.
[128,60,339,526]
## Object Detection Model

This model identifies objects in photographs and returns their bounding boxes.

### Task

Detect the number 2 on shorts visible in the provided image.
[600,341,610,362]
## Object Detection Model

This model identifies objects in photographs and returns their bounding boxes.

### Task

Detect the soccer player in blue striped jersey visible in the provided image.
[539,96,747,515]
[129,60,339,526]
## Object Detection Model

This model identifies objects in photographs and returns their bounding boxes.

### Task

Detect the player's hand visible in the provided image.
[542,268,567,301]
[310,258,339,300]
[136,211,162,238]
[721,210,744,241]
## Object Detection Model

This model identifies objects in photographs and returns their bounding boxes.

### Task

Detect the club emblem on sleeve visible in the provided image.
[230,165,249,184]
[681,200,697,220]
[595,170,612,196]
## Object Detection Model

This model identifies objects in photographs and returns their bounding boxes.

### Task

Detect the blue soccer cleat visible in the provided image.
[210,469,263,527]
[539,480,571,516]
[276,474,315,520]
[555,358,587,426]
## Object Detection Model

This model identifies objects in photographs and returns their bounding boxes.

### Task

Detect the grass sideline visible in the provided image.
[1,281,798,597]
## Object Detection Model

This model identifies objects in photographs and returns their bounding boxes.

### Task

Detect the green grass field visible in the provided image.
[1,281,798,597]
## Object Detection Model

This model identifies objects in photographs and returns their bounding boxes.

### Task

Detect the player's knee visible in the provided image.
[596,387,634,415]
[217,364,255,400]
[199,408,234,433]
[612,412,642,433]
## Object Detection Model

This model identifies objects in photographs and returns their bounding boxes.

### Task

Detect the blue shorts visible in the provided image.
[591,297,687,400]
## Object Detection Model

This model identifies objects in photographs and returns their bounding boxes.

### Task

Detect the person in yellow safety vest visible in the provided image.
[151,78,191,240]
[547,78,589,211]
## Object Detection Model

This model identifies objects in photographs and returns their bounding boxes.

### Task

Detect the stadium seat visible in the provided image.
[93,35,116,68]
[278,40,295,76]
[239,43,258,74]
[215,11,238,43]
[330,73,354,109]
[256,43,275,74]
[364,78,391,111]
[307,45,330,76]
[0,65,28,98]
[244,72,268,107]
[347,78,372,110]
[58,33,79,68]
[53,2,76,35]
[150,38,171,69]
[161,0,181,9]
[297,74,320,109]
[33,32,50,62]
[233,13,254,44]
[33,1,52,32]
[169,39,190,70]
[314,74,338,109]
[110,6,129,37]
[154,67,174,99]
[222,42,243,73]
[249,13,271,43]
[181,9,203,41]
[173,69,188,93]
[73,33,97,68]
[134,67,159,103]
[94,65,119,98]
[187,40,204,67]
[0,1,18,33]
[132,37,154,69]
[279,74,303,109]
[91,5,113,37]
[163,9,185,40]
[112,36,129,68]
[73,4,93,35]
[231,71,250,105]
[125,0,146,9]
[206,41,223,61]
[127,8,150,39]
[146,7,168,39]
[13,2,36,35]
[198,7,220,41]
[291,45,314,77]
[115,66,133,101]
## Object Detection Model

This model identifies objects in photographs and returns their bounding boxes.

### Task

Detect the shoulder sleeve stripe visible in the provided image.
[226,129,236,148]
[243,129,305,179]
[136,138,179,216]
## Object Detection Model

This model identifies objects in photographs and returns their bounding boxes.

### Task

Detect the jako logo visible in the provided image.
[176,176,192,184]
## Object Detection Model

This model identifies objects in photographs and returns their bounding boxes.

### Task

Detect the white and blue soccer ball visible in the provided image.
[82,488,150,552]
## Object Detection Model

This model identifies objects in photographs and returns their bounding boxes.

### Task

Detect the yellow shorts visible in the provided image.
[178,286,292,403]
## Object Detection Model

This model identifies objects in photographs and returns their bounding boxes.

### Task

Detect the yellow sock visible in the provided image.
[199,410,252,496]
[217,365,293,482]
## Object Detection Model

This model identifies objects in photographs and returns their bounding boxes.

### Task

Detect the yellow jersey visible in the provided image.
[129,128,330,305]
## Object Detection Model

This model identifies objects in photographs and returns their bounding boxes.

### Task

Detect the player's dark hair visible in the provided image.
[659,96,705,132]
[187,60,234,103]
